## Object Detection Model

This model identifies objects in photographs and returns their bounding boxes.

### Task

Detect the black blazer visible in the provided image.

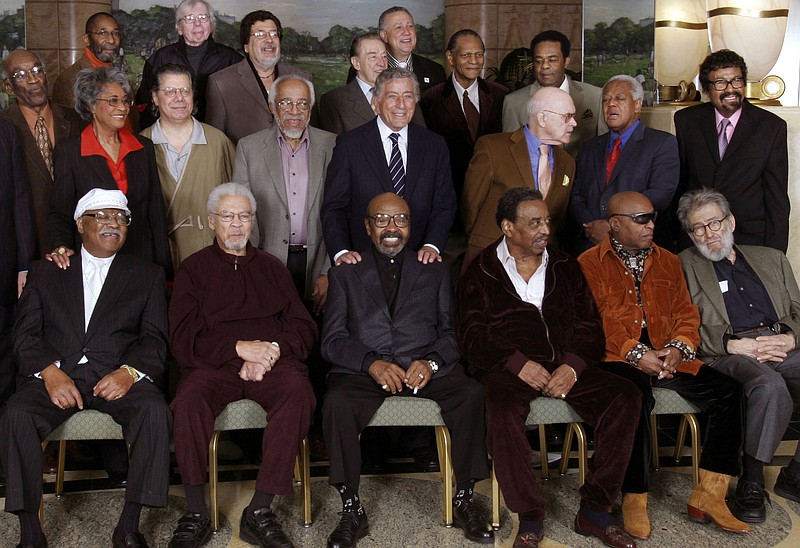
[48,132,173,278]
[0,120,35,306]
[674,100,789,252]
[13,254,168,384]
[347,53,446,93]
[321,118,456,260]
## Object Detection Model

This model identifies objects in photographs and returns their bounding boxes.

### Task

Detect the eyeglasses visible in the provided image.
[88,30,122,39]
[159,86,193,98]
[250,30,280,39]
[95,97,134,108]
[10,66,46,81]
[609,211,657,225]
[82,211,132,226]
[275,99,311,112]
[211,212,254,223]
[367,213,411,228]
[690,216,728,237]
[710,76,745,91]
[542,110,576,123]
[180,14,210,24]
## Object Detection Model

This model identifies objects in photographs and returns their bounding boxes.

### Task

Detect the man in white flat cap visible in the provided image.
[0,188,172,548]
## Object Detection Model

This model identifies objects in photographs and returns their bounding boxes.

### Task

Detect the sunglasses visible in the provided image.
[609,211,657,225]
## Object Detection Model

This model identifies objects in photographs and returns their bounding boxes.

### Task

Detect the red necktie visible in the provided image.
[606,137,622,184]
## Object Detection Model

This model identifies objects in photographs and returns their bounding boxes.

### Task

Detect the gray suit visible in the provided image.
[501,76,606,158]
[680,244,800,462]
[232,125,335,301]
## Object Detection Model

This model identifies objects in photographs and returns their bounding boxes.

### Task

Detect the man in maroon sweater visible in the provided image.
[169,182,317,548]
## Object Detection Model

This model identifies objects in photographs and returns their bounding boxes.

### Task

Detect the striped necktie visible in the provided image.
[718,118,731,160]
[388,133,405,197]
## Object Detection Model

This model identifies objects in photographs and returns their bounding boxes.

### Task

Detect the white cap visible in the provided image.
[73,188,131,221]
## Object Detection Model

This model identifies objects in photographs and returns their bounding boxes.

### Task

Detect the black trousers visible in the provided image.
[0,303,15,405]
[597,362,744,493]
[323,368,489,490]
[0,378,172,513]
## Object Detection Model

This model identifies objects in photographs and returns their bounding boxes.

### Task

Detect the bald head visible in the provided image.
[608,192,656,251]
[607,192,652,216]
[365,192,411,257]
[527,87,576,145]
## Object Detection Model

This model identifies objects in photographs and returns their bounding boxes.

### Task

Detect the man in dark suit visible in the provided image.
[346,6,445,94]
[1,49,84,257]
[319,32,424,134]
[321,67,456,267]
[0,188,171,548]
[674,49,788,252]
[570,75,679,252]
[0,119,34,406]
[322,192,493,548]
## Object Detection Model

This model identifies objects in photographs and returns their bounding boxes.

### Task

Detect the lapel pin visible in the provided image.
[424,77,430,83]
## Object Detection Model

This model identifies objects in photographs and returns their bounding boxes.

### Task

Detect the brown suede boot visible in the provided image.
[622,493,651,540]
[687,469,750,534]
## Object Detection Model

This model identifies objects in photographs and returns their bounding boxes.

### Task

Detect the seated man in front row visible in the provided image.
[678,188,800,522]
[1,188,171,548]
[321,193,493,548]
[168,183,317,548]
[457,187,641,548]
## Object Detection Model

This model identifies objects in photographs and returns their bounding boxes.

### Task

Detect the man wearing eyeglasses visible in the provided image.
[674,49,788,253]
[1,188,172,548]
[169,182,317,548]
[206,10,310,144]
[569,75,679,253]
[578,191,747,540]
[462,86,576,265]
[678,188,800,524]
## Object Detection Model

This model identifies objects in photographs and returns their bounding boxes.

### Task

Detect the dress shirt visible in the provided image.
[496,236,548,308]
[278,128,311,245]
[451,74,480,114]
[377,116,408,168]
[149,118,207,182]
[356,76,374,104]
[606,119,640,155]
[522,125,553,191]
[387,52,413,70]
[713,247,778,333]
[714,107,741,145]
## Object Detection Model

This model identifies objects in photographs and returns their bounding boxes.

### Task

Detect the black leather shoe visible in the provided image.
[453,500,494,543]
[411,447,440,473]
[774,467,800,503]
[239,507,293,548]
[168,513,212,547]
[730,481,769,523]
[327,510,369,548]
[112,530,148,548]
[107,471,129,488]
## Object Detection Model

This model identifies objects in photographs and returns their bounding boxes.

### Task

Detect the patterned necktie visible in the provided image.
[537,144,552,198]
[718,118,731,160]
[606,137,622,184]
[388,133,405,197]
[35,116,54,179]
[463,90,479,141]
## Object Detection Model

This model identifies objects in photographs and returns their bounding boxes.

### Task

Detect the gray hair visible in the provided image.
[73,67,132,122]
[207,183,257,214]
[605,74,644,102]
[676,188,732,233]
[175,0,216,33]
[267,75,316,108]
[374,67,420,102]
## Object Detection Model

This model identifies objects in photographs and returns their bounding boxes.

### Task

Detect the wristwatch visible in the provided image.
[426,359,439,374]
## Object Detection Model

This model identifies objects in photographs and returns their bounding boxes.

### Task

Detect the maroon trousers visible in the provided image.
[483,367,641,522]
[171,363,315,495]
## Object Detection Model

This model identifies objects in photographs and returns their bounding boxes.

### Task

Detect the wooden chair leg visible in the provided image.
[683,413,701,486]
[208,431,221,532]
[650,415,660,470]
[299,437,312,527]
[434,426,453,526]
[538,425,549,480]
[55,440,67,497]
[674,415,689,463]
[491,461,500,530]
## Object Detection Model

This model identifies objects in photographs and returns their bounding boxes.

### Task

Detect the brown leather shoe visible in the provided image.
[512,530,543,547]
[687,469,750,534]
[621,493,651,540]
[574,512,636,548]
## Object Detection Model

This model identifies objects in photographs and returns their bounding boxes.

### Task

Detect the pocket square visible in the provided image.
[581,109,594,119]
[562,175,570,186]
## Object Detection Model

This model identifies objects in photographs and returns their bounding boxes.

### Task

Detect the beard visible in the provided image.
[223,236,247,251]
[695,228,734,262]
[376,231,405,257]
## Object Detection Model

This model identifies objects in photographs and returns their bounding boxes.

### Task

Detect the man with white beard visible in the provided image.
[679,188,800,523]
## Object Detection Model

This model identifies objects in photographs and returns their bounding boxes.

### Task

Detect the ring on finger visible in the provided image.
[381,384,389,390]
[418,373,424,379]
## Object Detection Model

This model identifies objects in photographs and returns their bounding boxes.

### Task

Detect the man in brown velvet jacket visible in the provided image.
[457,187,641,548]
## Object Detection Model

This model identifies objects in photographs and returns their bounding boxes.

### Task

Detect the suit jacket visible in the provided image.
[205,59,312,145]
[49,132,173,278]
[419,77,508,200]
[232,125,336,300]
[570,121,679,251]
[674,100,789,252]
[680,245,800,362]
[501,77,607,158]
[462,128,575,262]
[346,53,446,94]
[321,119,456,260]
[318,78,425,135]
[0,103,84,257]
[12,253,168,384]
[0,119,34,306]
[321,246,460,376]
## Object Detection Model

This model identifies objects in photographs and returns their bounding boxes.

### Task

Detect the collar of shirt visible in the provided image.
[149,117,207,151]
[609,235,651,282]
[451,73,480,112]
[715,105,742,134]
[558,75,570,93]
[277,126,310,153]
[355,76,374,103]
[80,124,144,162]
[19,101,54,141]
[607,119,640,154]
[387,52,412,70]
[497,236,549,307]
[377,116,408,167]
[81,245,116,269]
[522,125,551,189]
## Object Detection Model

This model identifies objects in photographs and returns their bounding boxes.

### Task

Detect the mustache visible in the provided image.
[99,228,124,237]
[381,231,403,241]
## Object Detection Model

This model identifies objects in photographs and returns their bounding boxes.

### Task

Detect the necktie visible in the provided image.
[537,144,552,198]
[388,133,405,197]
[35,116,54,179]
[718,118,731,160]
[606,137,622,184]
[463,90,479,141]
